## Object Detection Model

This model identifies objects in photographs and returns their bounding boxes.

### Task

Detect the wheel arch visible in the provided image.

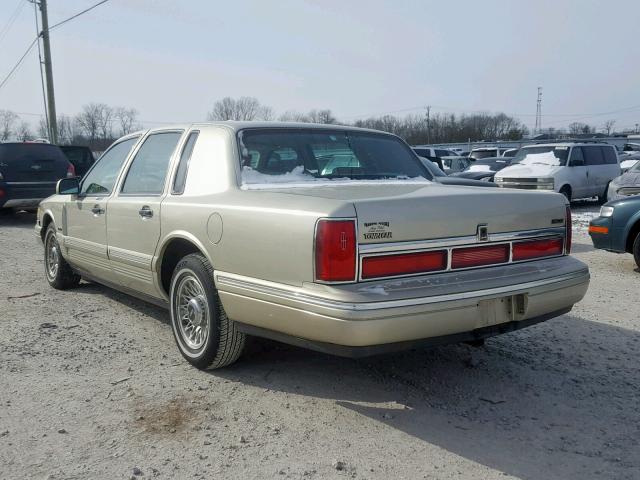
[624,215,640,253]
[559,184,572,197]
[156,232,214,297]
[40,209,57,242]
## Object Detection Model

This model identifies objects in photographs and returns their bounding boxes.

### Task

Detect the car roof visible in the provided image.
[522,142,614,148]
[133,121,395,137]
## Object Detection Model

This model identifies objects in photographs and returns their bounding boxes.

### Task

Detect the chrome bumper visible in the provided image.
[215,256,590,348]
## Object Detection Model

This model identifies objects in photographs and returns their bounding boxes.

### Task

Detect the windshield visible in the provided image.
[511,146,569,166]
[238,129,430,185]
[419,157,446,177]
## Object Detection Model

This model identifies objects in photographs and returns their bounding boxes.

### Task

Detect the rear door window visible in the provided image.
[583,146,604,166]
[602,146,618,165]
[121,131,182,195]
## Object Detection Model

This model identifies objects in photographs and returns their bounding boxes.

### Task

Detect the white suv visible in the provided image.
[494,143,620,202]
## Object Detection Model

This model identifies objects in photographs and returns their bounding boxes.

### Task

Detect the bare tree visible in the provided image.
[603,120,616,136]
[278,110,310,122]
[568,122,594,135]
[0,110,19,141]
[114,107,139,136]
[207,97,273,121]
[75,103,104,142]
[16,121,33,142]
[278,109,337,124]
[98,105,114,140]
[307,109,337,124]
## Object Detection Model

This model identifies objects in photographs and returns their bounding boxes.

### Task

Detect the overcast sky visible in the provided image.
[1,0,639,132]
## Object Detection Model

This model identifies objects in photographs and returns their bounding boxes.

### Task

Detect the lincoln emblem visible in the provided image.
[477,224,489,241]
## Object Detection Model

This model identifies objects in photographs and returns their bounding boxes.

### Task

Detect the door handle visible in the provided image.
[138,205,153,219]
[91,205,105,216]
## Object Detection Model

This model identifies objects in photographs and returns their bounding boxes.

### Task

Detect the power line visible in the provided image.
[49,0,110,31]
[0,0,27,46]
[0,36,39,92]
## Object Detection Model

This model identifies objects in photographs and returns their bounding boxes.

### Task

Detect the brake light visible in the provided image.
[315,219,356,282]
[0,188,4,197]
[513,238,563,261]
[565,205,572,254]
[451,244,509,269]
[66,163,76,178]
[362,250,447,279]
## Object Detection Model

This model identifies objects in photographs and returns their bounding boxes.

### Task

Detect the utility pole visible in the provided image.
[38,0,58,144]
[425,105,431,144]
[534,87,542,134]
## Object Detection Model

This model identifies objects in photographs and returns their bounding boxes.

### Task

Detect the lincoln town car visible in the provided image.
[36,122,590,369]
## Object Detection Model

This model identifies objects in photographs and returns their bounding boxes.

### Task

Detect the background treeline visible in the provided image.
[2,96,609,151]
[0,104,140,151]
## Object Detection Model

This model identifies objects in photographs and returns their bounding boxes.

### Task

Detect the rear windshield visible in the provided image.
[511,146,569,166]
[238,129,429,185]
[469,149,497,160]
[464,159,507,172]
[0,143,67,164]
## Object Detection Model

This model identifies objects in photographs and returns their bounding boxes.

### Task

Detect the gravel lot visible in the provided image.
[1,203,639,480]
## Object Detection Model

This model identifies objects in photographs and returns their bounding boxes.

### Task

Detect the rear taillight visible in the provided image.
[513,238,563,261]
[66,163,76,178]
[362,250,447,279]
[565,205,572,254]
[0,188,4,197]
[451,244,509,269]
[315,219,356,282]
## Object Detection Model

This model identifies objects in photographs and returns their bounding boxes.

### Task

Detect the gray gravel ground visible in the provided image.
[1,203,639,480]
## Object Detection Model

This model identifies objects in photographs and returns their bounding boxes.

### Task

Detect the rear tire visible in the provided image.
[44,223,80,290]
[633,233,640,270]
[598,183,610,205]
[169,253,245,369]
[559,186,572,202]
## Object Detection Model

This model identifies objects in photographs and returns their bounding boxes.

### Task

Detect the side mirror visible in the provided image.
[571,159,585,167]
[56,177,80,195]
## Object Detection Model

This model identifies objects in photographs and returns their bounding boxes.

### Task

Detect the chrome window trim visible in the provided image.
[117,129,185,197]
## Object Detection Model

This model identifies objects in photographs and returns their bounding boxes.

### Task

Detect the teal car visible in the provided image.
[589,196,640,269]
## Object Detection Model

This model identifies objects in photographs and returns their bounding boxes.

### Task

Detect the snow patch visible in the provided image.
[240,166,431,190]
[621,159,639,171]
[518,151,561,167]
[467,164,492,172]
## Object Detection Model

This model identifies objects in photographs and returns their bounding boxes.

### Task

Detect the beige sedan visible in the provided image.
[36,122,589,369]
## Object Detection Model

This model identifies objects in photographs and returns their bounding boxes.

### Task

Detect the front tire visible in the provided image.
[598,183,610,205]
[44,223,80,289]
[169,253,245,369]
[633,233,640,270]
[559,185,572,202]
